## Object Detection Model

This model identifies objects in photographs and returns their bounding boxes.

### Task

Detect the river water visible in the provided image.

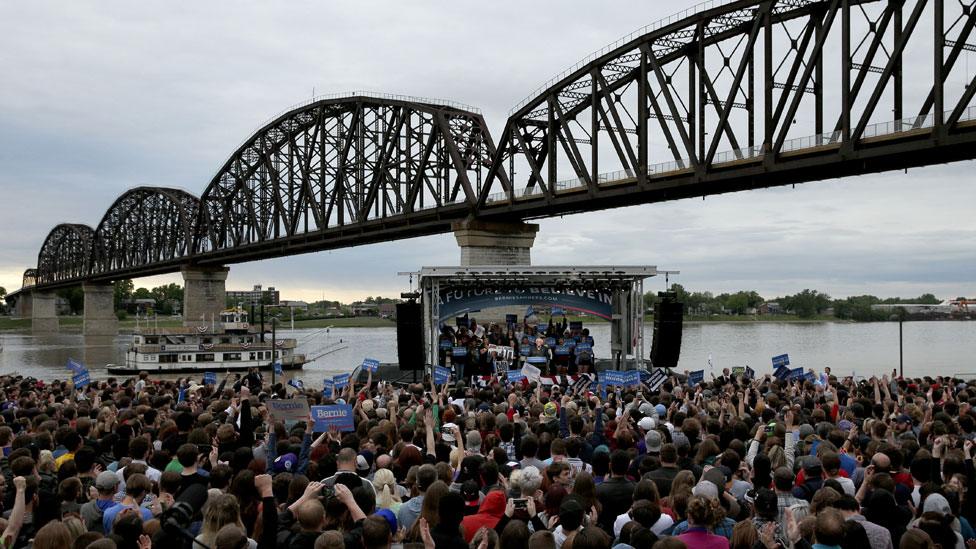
[0,321,973,383]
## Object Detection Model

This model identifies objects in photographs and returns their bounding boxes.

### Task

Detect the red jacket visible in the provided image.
[461,490,507,543]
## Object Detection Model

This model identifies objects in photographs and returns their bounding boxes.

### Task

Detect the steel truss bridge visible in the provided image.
[16,0,976,293]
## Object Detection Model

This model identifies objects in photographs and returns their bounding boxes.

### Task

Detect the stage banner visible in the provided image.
[525,356,547,365]
[267,398,310,422]
[311,405,354,432]
[437,286,614,320]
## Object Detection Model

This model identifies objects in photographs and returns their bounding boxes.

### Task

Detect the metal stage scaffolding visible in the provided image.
[416,266,675,376]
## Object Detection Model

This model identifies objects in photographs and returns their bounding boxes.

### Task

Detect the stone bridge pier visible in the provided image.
[30,290,59,332]
[182,266,229,328]
[452,220,539,266]
[82,282,118,336]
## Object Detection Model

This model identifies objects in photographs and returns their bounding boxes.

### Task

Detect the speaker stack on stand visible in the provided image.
[650,291,683,371]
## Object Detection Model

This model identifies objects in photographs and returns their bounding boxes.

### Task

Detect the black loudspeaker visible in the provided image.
[650,292,683,369]
[396,301,425,371]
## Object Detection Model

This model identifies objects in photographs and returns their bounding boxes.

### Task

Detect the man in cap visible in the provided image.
[80,471,119,533]
[322,447,376,497]
[644,443,680,497]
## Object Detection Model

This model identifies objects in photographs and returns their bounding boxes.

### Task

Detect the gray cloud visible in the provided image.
[0,1,973,302]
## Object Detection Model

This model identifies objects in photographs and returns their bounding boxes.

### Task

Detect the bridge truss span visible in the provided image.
[478,0,976,217]
[194,96,497,264]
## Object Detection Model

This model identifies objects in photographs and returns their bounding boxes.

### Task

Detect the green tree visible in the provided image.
[133,287,152,300]
[787,289,831,318]
[0,286,6,299]
[114,279,133,310]
[57,287,84,314]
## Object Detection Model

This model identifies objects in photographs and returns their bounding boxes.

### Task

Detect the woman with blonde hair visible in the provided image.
[31,521,73,549]
[372,468,403,514]
[195,493,256,549]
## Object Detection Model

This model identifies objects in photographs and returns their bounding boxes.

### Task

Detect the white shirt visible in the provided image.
[613,510,674,537]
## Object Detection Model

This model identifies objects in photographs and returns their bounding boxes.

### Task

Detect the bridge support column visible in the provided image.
[452,220,539,266]
[31,291,59,333]
[182,266,229,328]
[82,282,118,336]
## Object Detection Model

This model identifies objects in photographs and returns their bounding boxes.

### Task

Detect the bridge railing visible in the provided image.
[487,104,976,206]
[509,0,743,115]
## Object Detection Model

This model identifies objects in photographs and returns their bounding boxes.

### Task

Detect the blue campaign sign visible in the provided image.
[274,362,283,375]
[311,405,354,432]
[362,358,380,373]
[72,370,91,388]
[333,373,350,389]
[601,370,636,386]
[772,354,790,368]
[789,367,805,381]
[576,342,593,353]
[439,339,453,349]
[554,345,571,356]
[322,379,334,398]
[688,370,705,386]
[288,378,304,390]
[526,356,547,365]
[519,345,532,356]
[773,365,791,380]
[569,321,583,330]
[452,346,468,357]
[507,370,526,383]
[203,372,217,385]
[804,371,817,383]
[434,365,451,385]
[67,358,86,374]
[545,337,557,347]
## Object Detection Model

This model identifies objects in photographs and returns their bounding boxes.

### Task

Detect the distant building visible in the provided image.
[227,285,280,306]
[350,302,379,316]
[871,303,953,315]
[378,303,396,318]
[759,302,784,315]
[123,298,157,314]
[280,300,309,311]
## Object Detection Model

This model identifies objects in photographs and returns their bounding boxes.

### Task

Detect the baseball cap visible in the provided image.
[655,404,667,417]
[95,471,120,491]
[639,403,655,416]
[896,414,912,424]
[922,493,951,516]
[273,453,297,473]
[375,508,398,533]
[356,455,370,474]
[644,430,662,453]
[558,498,585,530]
[692,480,718,499]
[637,417,656,431]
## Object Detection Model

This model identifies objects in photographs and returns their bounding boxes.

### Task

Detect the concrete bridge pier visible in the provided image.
[31,290,59,332]
[82,282,118,336]
[182,265,229,328]
[452,220,539,266]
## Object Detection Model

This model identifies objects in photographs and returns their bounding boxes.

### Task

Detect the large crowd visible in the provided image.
[0,344,974,549]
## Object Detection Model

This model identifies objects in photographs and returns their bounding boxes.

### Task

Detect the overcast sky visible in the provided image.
[1,1,973,304]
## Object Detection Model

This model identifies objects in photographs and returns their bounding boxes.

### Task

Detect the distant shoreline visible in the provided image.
[1,314,968,333]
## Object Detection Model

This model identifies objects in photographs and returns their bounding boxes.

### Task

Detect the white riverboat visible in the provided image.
[107,308,305,375]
